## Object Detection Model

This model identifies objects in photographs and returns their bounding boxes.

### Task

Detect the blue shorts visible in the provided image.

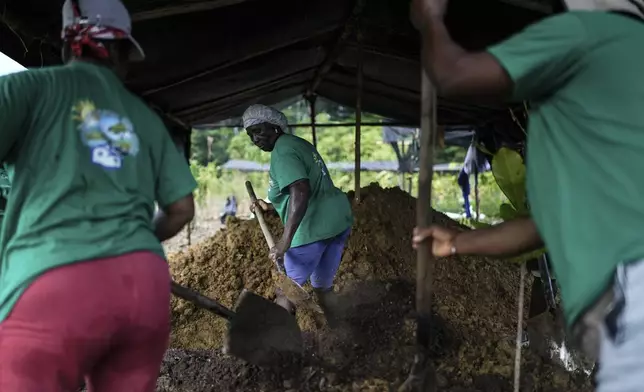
[284,228,351,290]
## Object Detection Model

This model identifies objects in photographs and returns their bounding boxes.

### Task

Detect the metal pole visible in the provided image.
[308,95,318,148]
[354,31,364,202]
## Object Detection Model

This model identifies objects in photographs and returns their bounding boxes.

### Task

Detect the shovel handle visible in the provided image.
[245,181,276,249]
[171,280,235,320]
[415,70,437,349]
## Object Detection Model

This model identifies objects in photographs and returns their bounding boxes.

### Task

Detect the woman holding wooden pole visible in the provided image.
[411,0,644,390]
[242,104,353,326]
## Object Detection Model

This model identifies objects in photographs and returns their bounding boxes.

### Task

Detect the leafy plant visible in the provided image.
[490,147,545,263]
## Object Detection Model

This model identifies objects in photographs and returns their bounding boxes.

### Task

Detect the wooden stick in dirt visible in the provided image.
[398,61,438,392]
[416,62,438,360]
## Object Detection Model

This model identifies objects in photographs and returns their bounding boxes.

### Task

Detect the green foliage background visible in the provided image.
[190,99,507,218]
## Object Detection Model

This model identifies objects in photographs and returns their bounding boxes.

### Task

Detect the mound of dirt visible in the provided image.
[167,183,591,391]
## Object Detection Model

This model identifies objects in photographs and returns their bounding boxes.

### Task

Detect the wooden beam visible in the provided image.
[131,0,250,22]
[194,121,416,129]
[307,95,318,147]
[306,0,365,97]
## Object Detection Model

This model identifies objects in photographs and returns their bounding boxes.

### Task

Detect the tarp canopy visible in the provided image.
[0,0,559,136]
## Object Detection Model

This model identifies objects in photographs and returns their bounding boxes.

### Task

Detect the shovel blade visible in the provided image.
[277,275,323,314]
[224,289,303,366]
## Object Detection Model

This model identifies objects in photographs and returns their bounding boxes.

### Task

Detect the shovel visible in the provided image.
[245,181,317,310]
[170,280,303,366]
[398,69,438,392]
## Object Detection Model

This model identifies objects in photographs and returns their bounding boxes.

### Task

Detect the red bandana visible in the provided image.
[62,1,128,59]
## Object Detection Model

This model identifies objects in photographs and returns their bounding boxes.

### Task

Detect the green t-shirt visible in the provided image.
[268,134,353,247]
[0,62,197,322]
[488,11,644,325]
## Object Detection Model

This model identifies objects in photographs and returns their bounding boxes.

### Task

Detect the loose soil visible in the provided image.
[164,184,592,391]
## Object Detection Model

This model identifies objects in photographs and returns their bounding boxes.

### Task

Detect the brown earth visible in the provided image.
[164,184,592,392]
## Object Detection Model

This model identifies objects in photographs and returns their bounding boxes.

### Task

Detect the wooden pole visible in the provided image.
[354,31,364,202]
[308,95,318,148]
[400,142,406,190]
[416,71,437,332]
[399,52,438,392]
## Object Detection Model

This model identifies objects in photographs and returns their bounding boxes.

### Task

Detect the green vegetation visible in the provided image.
[190,99,508,218]
[192,162,506,219]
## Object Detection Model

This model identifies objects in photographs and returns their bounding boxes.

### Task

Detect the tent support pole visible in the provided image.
[307,95,318,148]
[354,31,364,202]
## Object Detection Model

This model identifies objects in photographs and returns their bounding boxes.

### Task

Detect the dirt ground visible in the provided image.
[161,184,592,392]
[163,201,225,255]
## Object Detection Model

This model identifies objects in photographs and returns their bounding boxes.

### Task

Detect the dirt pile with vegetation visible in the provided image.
[166,184,591,391]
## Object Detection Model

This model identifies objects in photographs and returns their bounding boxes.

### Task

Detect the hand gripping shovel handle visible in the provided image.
[398,61,438,392]
[245,181,276,248]
[171,280,235,320]
[245,181,284,274]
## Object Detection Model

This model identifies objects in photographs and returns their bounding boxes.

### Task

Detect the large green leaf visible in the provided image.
[492,148,527,214]
[498,203,518,221]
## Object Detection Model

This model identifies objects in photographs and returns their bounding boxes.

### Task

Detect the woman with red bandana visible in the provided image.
[0,0,196,391]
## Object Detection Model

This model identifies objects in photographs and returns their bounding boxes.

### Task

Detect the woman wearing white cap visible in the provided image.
[0,0,196,391]
[411,0,644,389]
[243,104,353,327]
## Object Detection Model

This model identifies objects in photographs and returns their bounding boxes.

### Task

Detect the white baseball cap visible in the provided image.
[62,0,145,62]
[564,0,644,17]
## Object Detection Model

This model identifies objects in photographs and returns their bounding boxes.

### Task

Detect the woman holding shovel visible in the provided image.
[0,0,196,390]
[411,0,644,389]
[243,104,353,325]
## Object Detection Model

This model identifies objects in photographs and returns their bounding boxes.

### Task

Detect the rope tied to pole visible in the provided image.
[513,262,527,392]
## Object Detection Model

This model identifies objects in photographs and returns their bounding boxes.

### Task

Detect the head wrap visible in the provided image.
[61,0,145,61]
[242,104,291,134]
[564,0,644,17]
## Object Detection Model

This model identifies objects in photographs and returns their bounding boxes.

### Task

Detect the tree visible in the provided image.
[190,128,237,166]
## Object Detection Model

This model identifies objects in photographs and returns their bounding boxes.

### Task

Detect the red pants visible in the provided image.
[0,251,171,392]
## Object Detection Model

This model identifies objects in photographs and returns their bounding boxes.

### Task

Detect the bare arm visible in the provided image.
[154,194,195,242]
[278,179,310,248]
[419,19,512,98]
[454,217,543,258]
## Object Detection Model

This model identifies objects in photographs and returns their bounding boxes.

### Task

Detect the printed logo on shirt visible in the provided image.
[73,99,140,170]
[268,173,278,193]
[312,152,328,177]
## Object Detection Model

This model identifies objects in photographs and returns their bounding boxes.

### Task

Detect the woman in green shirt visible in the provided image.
[243,104,353,326]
